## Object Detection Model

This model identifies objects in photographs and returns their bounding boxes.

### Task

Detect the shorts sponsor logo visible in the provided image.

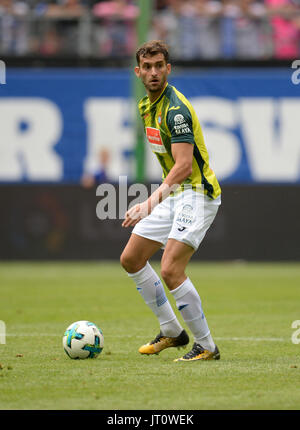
[176,204,195,228]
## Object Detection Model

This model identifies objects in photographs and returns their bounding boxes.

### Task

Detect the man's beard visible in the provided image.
[145,77,166,93]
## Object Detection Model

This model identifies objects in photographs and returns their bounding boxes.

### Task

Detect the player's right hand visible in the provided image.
[122,201,150,228]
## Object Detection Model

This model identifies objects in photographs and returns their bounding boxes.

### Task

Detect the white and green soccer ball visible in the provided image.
[63,320,104,359]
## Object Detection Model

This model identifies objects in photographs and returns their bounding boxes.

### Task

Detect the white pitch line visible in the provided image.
[3,334,287,342]
[215,336,286,342]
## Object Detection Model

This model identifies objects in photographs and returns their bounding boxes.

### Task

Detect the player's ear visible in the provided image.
[134,66,140,78]
[167,63,171,75]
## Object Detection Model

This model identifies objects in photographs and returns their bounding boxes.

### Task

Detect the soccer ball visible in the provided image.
[63,320,104,359]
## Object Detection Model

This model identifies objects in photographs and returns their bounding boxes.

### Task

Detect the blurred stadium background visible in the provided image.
[0,0,300,262]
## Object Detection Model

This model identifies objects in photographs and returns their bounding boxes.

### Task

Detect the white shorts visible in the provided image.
[132,189,221,251]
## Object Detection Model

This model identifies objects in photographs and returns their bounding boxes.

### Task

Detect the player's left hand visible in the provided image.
[122,201,150,228]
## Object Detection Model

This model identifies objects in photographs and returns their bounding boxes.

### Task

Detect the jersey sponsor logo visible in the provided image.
[174,114,185,125]
[169,105,181,111]
[146,127,167,153]
[173,114,191,134]
[174,125,191,135]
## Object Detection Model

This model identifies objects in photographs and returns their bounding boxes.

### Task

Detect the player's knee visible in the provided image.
[120,251,132,272]
[120,251,144,274]
[161,263,177,286]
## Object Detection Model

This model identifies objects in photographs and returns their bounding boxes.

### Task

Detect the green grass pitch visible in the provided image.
[0,261,299,410]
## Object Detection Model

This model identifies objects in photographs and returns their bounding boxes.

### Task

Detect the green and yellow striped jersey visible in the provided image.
[139,83,221,199]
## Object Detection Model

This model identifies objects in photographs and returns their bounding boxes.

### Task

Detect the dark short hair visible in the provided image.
[136,40,170,65]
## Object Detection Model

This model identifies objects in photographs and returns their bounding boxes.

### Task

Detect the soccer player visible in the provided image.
[120,40,221,362]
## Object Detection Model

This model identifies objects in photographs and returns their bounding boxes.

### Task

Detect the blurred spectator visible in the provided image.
[150,0,180,58]
[46,0,86,17]
[0,0,29,54]
[152,0,222,60]
[235,0,269,58]
[265,0,300,58]
[81,147,111,188]
[0,0,299,59]
[46,0,87,55]
[92,0,138,56]
[173,0,200,60]
[220,0,241,58]
[195,0,223,59]
[39,26,61,55]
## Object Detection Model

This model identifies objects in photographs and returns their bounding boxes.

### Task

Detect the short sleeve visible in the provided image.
[166,105,194,144]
